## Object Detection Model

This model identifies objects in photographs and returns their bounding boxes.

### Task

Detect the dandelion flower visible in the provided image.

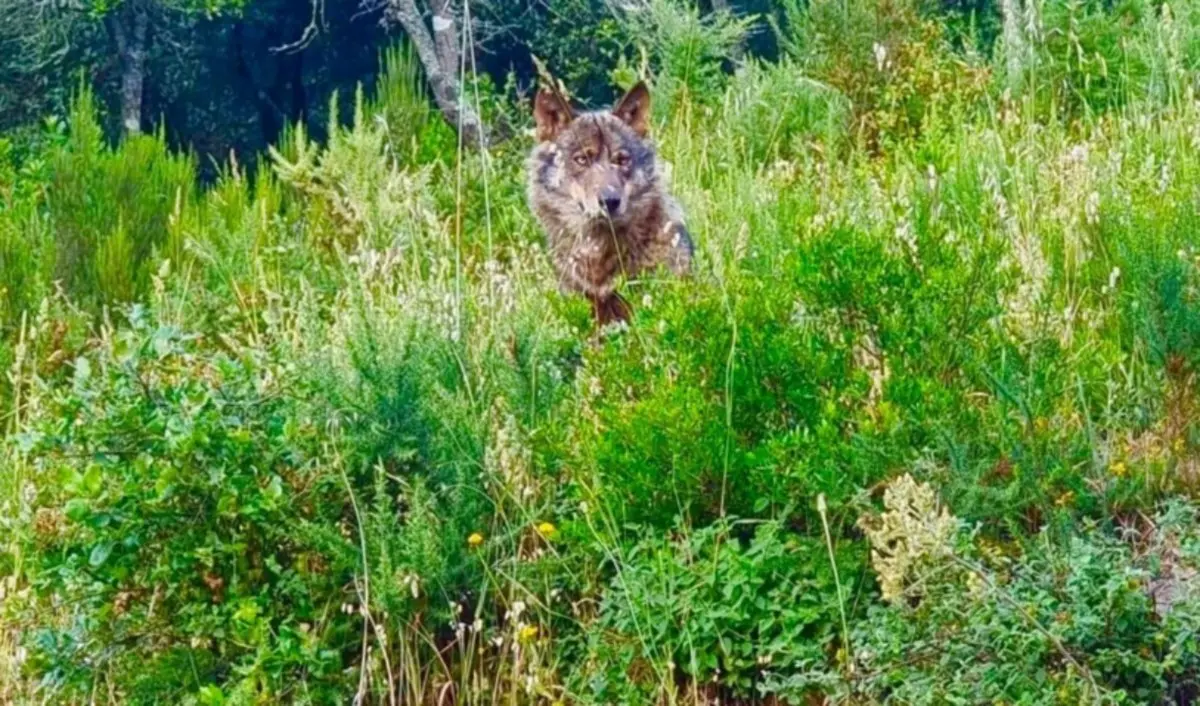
[536,522,557,539]
[518,625,538,642]
[468,532,484,548]
[1110,461,1128,478]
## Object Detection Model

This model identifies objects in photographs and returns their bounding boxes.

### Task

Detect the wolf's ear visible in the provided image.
[533,89,574,142]
[612,81,651,137]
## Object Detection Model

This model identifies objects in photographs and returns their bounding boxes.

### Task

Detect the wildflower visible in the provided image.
[536,521,558,539]
[468,532,484,548]
[1055,491,1075,508]
[1085,191,1100,225]
[518,625,539,642]
[1110,461,1128,478]
[966,571,987,597]
[873,42,888,71]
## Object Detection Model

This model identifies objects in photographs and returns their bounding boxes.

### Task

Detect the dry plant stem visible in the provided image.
[339,456,397,706]
[818,494,854,677]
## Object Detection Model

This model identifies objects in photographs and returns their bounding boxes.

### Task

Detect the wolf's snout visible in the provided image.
[600,188,623,216]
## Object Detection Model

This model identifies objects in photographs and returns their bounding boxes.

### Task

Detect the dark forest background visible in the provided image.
[0,2,774,171]
[1,0,996,176]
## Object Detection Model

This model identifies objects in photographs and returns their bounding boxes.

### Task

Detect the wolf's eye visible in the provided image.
[612,152,631,167]
[572,153,590,166]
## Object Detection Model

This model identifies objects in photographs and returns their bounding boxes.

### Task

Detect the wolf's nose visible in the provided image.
[601,193,622,215]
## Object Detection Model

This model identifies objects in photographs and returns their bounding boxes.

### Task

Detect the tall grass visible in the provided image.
[3,1,1200,703]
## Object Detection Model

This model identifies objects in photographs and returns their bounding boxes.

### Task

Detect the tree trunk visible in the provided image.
[385,0,485,146]
[110,3,149,137]
[430,0,460,79]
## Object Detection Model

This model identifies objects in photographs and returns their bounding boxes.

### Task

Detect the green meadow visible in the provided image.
[3,0,1200,703]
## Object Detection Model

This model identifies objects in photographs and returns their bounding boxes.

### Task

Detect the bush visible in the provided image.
[9,314,357,703]
[0,121,64,336]
[47,86,196,306]
[568,519,855,703]
[776,0,991,147]
[614,0,755,108]
[786,478,1200,704]
[719,58,852,162]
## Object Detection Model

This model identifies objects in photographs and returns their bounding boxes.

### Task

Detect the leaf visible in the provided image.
[72,356,91,389]
[59,467,84,493]
[197,685,226,706]
[152,327,176,358]
[265,474,283,502]
[64,498,90,522]
[89,542,114,567]
[233,601,260,623]
[83,466,103,496]
[154,467,177,499]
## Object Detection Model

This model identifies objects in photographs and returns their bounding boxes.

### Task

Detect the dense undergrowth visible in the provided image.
[3,0,1200,703]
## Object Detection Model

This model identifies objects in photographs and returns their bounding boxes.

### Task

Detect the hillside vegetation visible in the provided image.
[3,0,1200,703]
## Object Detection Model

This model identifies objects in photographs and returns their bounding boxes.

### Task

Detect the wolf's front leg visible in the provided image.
[587,292,632,326]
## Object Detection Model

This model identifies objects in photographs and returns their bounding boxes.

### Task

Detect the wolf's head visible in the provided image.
[529,82,659,227]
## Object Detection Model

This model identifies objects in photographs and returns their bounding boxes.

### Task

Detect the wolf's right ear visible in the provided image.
[533,89,574,142]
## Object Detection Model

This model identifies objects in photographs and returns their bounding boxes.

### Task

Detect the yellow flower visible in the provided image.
[1110,461,1128,478]
[518,625,539,642]
[1055,491,1075,508]
[467,532,484,548]
[536,522,558,539]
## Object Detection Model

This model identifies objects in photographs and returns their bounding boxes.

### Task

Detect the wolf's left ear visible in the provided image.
[612,82,651,137]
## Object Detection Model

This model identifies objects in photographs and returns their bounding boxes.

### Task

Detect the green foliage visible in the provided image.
[614,0,755,106]
[789,498,1200,704]
[10,315,356,703]
[48,85,196,305]
[0,193,54,337]
[570,520,852,703]
[7,4,1200,704]
[719,57,852,162]
[777,0,992,145]
[488,0,632,106]
[371,42,457,165]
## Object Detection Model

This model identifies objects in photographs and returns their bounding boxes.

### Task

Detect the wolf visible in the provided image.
[526,81,694,327]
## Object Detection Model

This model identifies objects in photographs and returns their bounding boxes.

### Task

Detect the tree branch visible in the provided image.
[379,0,486,146]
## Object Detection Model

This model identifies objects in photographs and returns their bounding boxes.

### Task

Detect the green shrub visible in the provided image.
[614,0,755,108]
[719,58,852,162]
[568,519,855,703]
[776,0,991,146]
[47,86,196,306]
[1031,0,1153,119]
[787,482,1200,704]
[567,268,860,528]
[0,121,64,336]
[10,314,357,703]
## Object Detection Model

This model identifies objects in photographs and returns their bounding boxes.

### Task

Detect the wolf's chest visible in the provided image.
[546,228,635,294]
